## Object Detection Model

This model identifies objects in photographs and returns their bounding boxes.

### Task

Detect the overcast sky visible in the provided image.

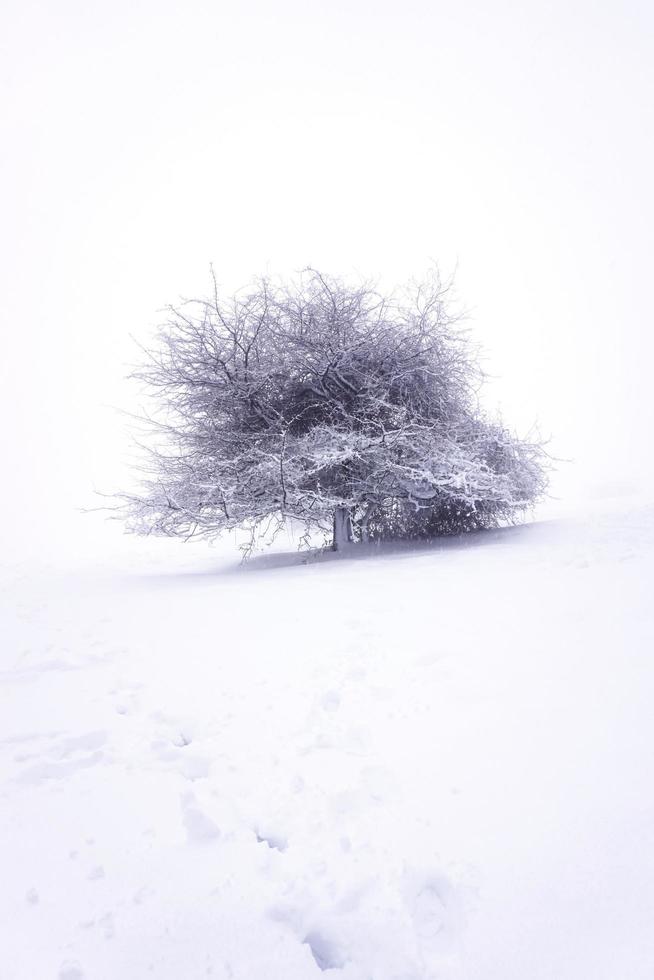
[2,0,653,552]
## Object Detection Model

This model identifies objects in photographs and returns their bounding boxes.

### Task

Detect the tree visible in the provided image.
[119,268,547,553]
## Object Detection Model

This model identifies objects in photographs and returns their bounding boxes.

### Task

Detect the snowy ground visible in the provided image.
[1,500,654,980]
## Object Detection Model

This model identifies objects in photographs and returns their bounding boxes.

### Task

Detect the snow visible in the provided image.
[1,501,654,979]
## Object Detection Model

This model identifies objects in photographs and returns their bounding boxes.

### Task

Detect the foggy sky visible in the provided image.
[2,0,653,553]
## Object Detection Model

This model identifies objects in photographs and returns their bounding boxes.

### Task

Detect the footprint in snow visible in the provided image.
[99,912,115,940]
[255,827,288,852]
[48,731,107,760]
[181,794,221,844]
[151,730,210,781]
[320,690,341,713]
[58,964,85,980]
[413,884,448,939]
[14,731,107,784]
[403,869,466,965]
[304,931,347,971]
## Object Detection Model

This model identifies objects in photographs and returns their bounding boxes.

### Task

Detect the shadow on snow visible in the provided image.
[125,518,553,587]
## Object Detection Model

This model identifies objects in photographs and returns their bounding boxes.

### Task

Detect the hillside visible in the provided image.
[1,500,653,980]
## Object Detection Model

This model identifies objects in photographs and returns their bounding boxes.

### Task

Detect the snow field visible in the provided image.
[1,502,653,979]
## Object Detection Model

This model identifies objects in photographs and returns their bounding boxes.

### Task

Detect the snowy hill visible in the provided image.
[2,501,653,980]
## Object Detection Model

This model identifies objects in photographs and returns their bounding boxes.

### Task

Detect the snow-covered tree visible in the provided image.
[120,269,547,552]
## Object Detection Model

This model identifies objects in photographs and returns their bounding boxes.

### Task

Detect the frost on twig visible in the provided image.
[115,268,548,552]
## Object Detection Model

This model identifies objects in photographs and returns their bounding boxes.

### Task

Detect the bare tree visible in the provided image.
[118,268,548,553]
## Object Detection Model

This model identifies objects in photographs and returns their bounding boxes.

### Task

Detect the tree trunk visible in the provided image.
[332,506,353,551]
[359,503,373,544]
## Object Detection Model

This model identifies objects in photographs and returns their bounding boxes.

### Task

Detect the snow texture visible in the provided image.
[1,499,653,979]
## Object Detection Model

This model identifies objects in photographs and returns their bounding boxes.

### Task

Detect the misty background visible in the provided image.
[2,0,653,556]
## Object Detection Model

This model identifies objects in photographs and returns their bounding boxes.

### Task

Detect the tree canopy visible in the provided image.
[121,269,547,551]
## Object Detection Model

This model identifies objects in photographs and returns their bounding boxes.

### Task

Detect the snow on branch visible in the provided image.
[116,268,549,551]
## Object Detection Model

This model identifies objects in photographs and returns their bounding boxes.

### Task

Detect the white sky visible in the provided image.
[2,0,653,551]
